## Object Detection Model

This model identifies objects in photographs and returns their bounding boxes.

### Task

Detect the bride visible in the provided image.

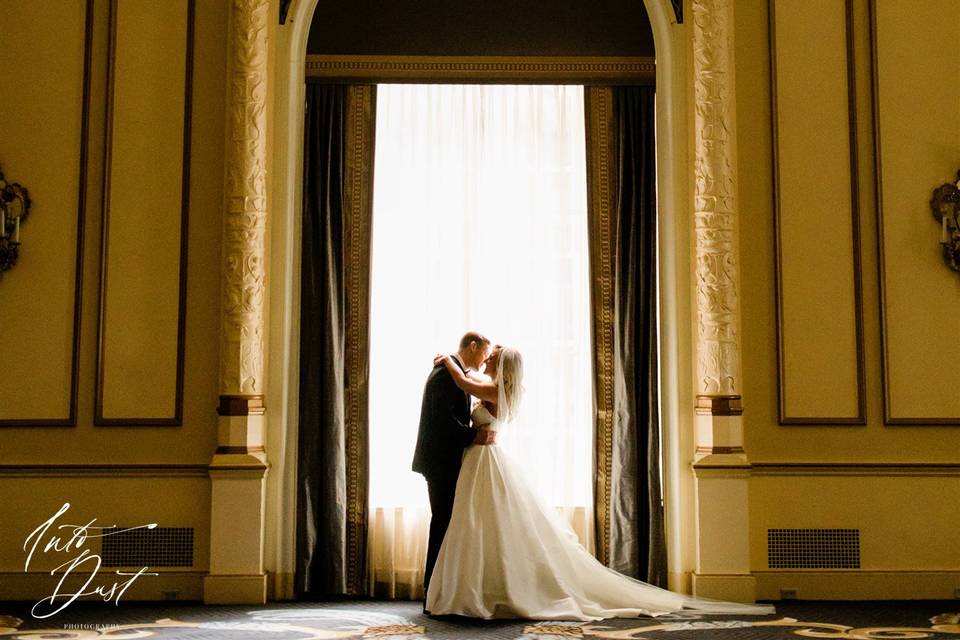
[425,345,776,621]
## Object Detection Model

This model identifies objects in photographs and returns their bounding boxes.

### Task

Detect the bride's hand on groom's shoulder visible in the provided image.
[433,353,446,366]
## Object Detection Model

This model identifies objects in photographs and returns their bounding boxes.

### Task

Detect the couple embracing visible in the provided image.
[412,332,775,621]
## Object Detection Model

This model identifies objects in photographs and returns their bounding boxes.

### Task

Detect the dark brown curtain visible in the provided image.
[609,85,666,586]
[296,83,348,596]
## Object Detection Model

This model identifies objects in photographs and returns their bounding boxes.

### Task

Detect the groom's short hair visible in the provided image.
[459,331,490,351]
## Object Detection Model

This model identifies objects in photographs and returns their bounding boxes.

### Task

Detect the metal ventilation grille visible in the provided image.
[101,527,194,568]
[767,528,860,569]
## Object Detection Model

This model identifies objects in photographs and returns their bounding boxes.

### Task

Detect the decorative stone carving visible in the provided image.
[691,0,741,398]
[220,0,269,397]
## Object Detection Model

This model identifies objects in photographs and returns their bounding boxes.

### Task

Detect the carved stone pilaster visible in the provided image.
[691,0,741,403]
[205,0,269,605]
[689,0,756,603]
[220,0,268,400]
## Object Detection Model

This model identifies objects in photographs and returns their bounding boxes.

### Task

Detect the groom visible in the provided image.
[412,331,496,607]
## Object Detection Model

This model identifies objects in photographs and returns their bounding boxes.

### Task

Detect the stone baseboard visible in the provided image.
[203,574,267,604]
[0,571,204,602]
[692,573,758,603]
[755,571,960,601]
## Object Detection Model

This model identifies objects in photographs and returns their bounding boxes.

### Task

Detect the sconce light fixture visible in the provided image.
[930,170,960,273]
[0,166,30,273]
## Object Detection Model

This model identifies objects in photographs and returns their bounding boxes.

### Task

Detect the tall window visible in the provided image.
[367,84,592,597]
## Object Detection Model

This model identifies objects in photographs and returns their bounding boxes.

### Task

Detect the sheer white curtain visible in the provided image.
[368,84,593,598]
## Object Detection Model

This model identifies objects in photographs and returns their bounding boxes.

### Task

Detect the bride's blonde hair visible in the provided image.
[494,347,524,423]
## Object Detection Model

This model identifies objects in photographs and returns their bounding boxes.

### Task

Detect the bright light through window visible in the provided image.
[368,84,593,521]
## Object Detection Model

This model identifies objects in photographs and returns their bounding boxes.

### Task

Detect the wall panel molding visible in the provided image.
[95,0,194,425]
[769,0,866,425]
[751,462,960,477]
[0,464,208,478]
[0,0,93,427]
[869,0,960,425]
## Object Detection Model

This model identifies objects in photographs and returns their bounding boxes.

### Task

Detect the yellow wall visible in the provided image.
[0,0,228,599]
[735,0,960,597]
[2,0,957,604]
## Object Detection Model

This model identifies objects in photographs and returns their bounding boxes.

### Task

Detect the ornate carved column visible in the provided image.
[204,0,269,605]
[690,0,756,603]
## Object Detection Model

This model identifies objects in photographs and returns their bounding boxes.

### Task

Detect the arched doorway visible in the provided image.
[264,0,694,601]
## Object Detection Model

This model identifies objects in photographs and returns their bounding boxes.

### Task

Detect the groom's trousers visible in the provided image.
[423,475,458,598]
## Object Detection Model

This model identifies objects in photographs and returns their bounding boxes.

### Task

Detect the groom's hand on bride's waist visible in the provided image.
[473,429,496,446]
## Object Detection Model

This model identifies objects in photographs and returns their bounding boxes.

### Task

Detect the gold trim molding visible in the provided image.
[220,0,268,397]
[585,87,616,567]
[305,55,655,84]
[343,85,376,596]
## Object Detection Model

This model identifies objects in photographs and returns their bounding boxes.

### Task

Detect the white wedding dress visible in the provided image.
[425,403,775,621]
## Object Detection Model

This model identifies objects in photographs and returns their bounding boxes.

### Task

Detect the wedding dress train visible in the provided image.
[425,404,775,621]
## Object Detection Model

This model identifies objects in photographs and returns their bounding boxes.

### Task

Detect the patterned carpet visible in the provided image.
[0,599,957,639]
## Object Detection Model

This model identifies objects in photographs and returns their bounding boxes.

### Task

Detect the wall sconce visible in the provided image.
[930,170,960,273]
[0,166,30,273]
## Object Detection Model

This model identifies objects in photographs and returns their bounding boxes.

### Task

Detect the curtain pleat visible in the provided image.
[608,86,667,586]
[367,507,430,600]
[296,83,348,596]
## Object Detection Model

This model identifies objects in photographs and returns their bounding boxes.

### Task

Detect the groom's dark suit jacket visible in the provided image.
[412,356,476,480]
